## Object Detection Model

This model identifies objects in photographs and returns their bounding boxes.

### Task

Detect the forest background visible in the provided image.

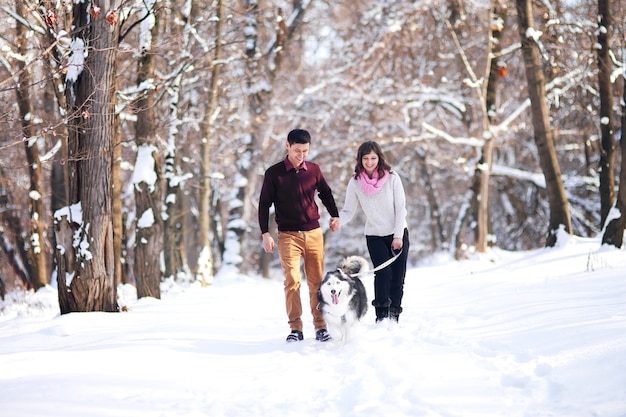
[0,0,625,312]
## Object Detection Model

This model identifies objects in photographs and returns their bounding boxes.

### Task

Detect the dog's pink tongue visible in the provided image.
[332,293,339,305]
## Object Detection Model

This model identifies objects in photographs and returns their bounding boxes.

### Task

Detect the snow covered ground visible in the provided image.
[1,233,625,417]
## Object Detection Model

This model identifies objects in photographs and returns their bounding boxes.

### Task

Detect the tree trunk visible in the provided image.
[15,0,47,290]
[230,1,309,274]
[55,0,119,313]
[163,112,184,281]
[0,179,33,289]
[134,0,163,299]
[601,75,626,247]
[473,0,506,252]
[448,1,504,255]
[223,0,261,274]
[197,0,224,285]
[515,0,572,247]
[38,0,70,214]
[596,0,615,228]
[112,112,124,285]
[163,0,193,282]
[416,148,446,249]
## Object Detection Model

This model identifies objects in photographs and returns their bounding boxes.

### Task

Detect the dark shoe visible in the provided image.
[372,299,391,322]
[315,328,331,342]
[286,330,303,343]
[389,306,403,323]
[375,307,389,323]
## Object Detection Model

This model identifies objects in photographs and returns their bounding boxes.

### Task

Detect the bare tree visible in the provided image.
[36,1,71,215]
[35,1,73,291]
[0,171,34,289]
[112,103,124,286]
[162,0,194,282]
[416,147,446,249]
[197,0,224,285]
[226,1,309,273]
[14,0,47,290]
[133,0,163,299]
[1,0,623,291]
[222,0,262,274]
[596,0,615,228]
[448,0,506,257]
[515,0,572,246]
[55,0,120,313]
[475,0,507,252]
[601,76,626,247]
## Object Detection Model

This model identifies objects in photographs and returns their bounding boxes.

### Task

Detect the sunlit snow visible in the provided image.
[0,234,624,417]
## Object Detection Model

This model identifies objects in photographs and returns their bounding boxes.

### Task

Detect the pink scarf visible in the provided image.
[358,170,389,195]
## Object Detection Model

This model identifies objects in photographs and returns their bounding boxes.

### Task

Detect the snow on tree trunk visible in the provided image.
[55,0,119,313]
[133,0,163,299]
[133,144,162,299]
[601,75,626,248]
[162,0,193,283]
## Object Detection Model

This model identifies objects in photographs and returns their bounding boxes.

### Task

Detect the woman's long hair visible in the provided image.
[353,141,392,179]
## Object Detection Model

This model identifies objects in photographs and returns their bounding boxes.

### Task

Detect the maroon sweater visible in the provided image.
[258,158,339,234]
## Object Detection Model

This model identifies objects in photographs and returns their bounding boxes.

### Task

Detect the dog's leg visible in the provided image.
[326,319,341,342]
[343,323,351,342]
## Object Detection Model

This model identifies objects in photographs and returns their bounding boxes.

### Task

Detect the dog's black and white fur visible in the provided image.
[317,256,369,342]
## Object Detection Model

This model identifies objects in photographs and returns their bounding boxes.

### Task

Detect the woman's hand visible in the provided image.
[391,237,403,251]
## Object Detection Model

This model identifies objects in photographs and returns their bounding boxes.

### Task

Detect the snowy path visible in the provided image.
[1,236,625,417]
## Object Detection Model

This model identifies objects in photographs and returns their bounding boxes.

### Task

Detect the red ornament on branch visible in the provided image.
[89,5,101,19]
[44,9,57,27]
[105,10,118,25]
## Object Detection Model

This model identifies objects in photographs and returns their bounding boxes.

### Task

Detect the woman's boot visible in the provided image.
[389,306,403,323]
[372,299,391,323]
[375,307,389,322]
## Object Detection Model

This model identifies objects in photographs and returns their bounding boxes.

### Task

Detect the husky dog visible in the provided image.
[317,256,369,342]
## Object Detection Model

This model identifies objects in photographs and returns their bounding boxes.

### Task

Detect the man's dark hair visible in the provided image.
[287,129,311,145]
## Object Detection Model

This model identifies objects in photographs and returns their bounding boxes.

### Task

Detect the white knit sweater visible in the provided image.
[339,171,408,238]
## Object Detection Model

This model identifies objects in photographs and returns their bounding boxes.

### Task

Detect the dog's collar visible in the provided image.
[317,305,347,322]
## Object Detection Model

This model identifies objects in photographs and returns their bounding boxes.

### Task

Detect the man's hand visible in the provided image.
[262,233,275,253]
[329,217,340,232]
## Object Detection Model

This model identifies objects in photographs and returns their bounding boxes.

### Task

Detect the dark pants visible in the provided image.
[366,228,409,310]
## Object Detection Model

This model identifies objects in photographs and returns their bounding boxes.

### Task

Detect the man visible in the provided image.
[258,129,340,342]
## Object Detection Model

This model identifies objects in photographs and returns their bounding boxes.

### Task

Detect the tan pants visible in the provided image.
[277,228,326,332]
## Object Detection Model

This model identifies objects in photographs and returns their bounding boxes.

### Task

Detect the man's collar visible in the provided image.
[284,157,307,172]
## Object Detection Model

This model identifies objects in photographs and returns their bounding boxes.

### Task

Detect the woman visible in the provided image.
[337,141,410,323]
